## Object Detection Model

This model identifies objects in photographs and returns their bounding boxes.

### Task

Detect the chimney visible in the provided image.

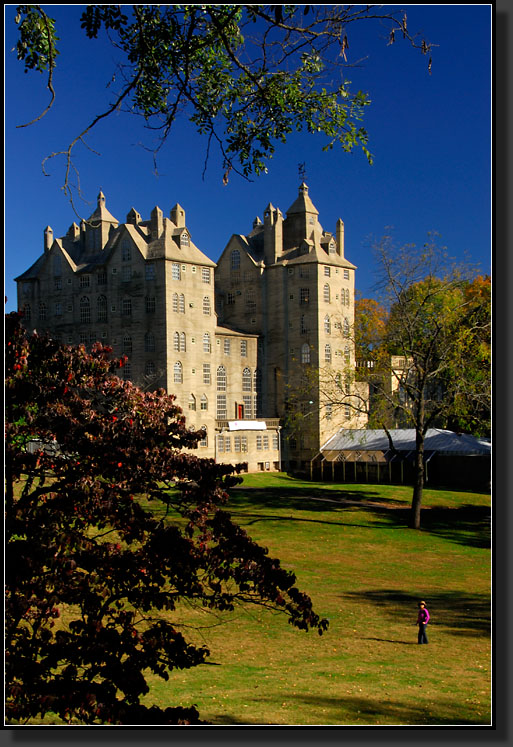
[44,226,53,253]
[336,218,345,258]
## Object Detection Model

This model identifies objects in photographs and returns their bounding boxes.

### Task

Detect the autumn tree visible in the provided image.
[359,237,491,529]
[5,313,328,726]
[12,4,433,204]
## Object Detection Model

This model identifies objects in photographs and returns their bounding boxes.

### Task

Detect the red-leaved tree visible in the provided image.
[5,313,328,725]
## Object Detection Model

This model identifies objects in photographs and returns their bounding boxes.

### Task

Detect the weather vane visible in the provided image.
[298,162,307,182]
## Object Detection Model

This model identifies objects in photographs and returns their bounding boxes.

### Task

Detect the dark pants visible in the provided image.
[418,623,428,644]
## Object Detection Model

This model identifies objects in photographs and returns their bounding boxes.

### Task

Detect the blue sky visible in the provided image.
[4,4,492,313]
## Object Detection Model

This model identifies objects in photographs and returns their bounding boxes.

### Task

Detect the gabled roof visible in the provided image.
[87,191,119,225]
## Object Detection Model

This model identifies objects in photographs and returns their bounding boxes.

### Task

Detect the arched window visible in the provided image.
[180,332,186,352]
[199,427,208,447]
[79,297,90,323]
[173,331,180,351]
[343,318,350,338]
[174,361,183,384]
[97,295,107,322]
[145,360,156,377]
[217,365,227,391]
[231,249,241,270]
[200,394,208,411]
[121,240,131,262]
[242,367,252,392]
[324,315,331,334]
[301,343,311,364]
[123,335,132,354]
[344,345,351,364]
[145,332,155,352]
[325,344,332,363]
[203,332,211,353]
[323,283,331,303]
[179,294,185,313]
[172,293,179,313]
[37,301,47,321]
[188,394,196,411]
[203,296,211,315]
[245,289,256,313]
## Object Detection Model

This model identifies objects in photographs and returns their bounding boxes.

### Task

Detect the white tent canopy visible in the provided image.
[321,429,490,457]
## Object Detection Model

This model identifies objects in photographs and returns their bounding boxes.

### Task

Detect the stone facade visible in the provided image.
[16,184,367,472]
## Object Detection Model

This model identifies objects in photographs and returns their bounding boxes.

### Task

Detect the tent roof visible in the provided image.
[321,429,491,456]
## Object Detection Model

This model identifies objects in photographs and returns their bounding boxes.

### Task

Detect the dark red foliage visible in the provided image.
[5,314,328,725]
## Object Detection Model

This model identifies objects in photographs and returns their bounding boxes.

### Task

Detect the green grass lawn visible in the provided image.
[143,474,491,726]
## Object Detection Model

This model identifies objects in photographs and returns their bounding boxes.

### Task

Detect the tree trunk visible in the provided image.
[410,431,425,529]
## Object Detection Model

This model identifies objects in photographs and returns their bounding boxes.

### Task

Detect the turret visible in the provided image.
[263,204,283,265]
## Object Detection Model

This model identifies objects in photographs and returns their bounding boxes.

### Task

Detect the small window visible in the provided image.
[172,263,181,280]
[122,299,132,317]
[80,275,90,288]
[224,339,231,355]
[203,296,211,315]
[301,343,311,364]
[200,394,208,411]
[324,266,331,277]
[203,333,211,353]
[145,296,156,314]
[145,263,156,281]
[344,269,350,280]
[180,232,190,247]
[201,267,210,284]
[241,340,247,357]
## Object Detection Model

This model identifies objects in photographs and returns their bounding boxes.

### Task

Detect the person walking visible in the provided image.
[417,600,430,644]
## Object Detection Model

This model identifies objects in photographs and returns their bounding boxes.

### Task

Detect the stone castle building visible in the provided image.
[16,184,367,472]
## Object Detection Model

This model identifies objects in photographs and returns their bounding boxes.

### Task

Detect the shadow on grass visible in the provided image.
[228,487,490,549]
[339,589,491,637]
[208,692,489,726]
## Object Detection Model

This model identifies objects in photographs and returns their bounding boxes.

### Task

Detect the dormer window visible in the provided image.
[329,241,336,254]
[180,232,190,246]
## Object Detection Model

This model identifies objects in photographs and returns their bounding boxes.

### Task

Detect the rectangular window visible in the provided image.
[216,395,227,419]
[203,364,211,385]
[122,265,132,282]
[227,293,235,305]
[300,288,309,304]
[122,299,132,316]
[224,339,230,355]
[145,263,156,281]
[273,434,279,450]
[145,297,156,313]
[97,271,107,286]
[172,263,181,280]
[324,266,331,277]
[256,435,263,451]
[80,275,90,288]
[54,278,62,290]
[201,267,210,284]
[243,395,252,418]
[240,340,247,357]
[344,269,350,280]
[217,435,225,453]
